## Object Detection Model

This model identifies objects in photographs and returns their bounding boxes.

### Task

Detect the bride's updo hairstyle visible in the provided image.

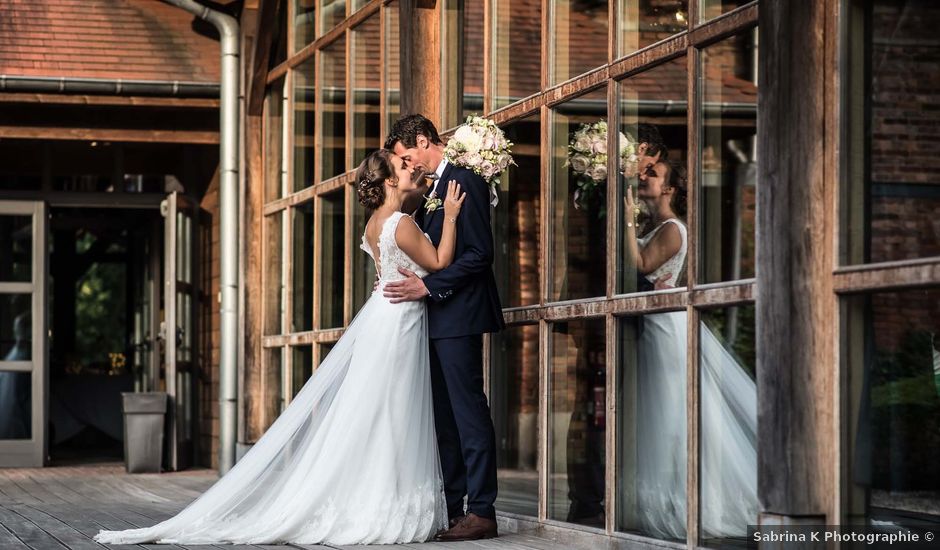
[355,149,397,210]
[664,160,689,220]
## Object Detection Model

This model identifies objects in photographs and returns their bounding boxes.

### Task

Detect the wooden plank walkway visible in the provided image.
[0,464,571,550]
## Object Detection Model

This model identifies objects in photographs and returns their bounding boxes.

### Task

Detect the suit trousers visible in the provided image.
[429,334,498,520]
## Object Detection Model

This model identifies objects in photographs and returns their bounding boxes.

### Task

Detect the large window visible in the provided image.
[261,1,401,406]
[476,0,759,545]
[840,0,940,533]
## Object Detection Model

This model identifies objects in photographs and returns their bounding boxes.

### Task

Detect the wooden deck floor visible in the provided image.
[0,464,570,550]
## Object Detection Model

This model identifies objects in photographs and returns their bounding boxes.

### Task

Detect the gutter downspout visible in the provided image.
[161,0,240,475]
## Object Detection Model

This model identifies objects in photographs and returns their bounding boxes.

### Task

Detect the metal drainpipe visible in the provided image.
[161,0,240,475]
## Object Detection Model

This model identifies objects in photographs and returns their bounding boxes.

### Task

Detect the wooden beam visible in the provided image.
[834,258,940,293]
[399,0,440,121]
[0,93,219,108]
[0,126,219,144]
[248,0,281,116]
[756,0,834,521]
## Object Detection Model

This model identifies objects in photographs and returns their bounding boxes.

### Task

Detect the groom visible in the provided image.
[384,114,505,541]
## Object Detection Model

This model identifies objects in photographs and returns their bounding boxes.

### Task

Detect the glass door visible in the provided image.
[162,192,199,471]
[0,201,48,467]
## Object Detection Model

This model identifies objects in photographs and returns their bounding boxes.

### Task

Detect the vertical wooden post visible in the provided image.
[756,0,836,526]
[399,0,441,122]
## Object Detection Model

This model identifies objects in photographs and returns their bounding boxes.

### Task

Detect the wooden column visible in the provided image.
[399,0,441,123]
[241,2,271,445]
[756,0,837,525]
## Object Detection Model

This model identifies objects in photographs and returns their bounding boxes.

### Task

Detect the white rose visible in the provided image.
[589,163,608,182]
[592,138,607,155]
[454,125,483,152]
[569,154,590,174]
[575,134,594,153]
[466,152,483,166]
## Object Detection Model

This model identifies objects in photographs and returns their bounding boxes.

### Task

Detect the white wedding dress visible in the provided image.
[95,211,447,545]
[632,219,758,540]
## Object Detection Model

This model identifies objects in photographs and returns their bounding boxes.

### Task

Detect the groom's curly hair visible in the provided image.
[384,114,444,149]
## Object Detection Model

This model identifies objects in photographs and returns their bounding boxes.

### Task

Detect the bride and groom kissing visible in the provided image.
[95,114,506,546]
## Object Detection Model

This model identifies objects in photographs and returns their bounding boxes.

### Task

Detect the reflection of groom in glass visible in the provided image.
[383,114,505,541]
[628,123,668,293]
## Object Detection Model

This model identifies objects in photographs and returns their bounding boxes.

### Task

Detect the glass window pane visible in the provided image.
[1,294,31,361]
[699,0,752,23]
[617,58,689,294]
[352,16,382,168]
[265,347,285,419]
[292,202,315,332]
[843,0,940,265]
[0,215,32,282]
[551,87,608,302]
[843,288,940,530]
[492,0,542,109]
[321,36,348,180]
[293,59,316,192]
[0,372,31,439]
[320,0,346,35]
[699,30,758,284]
[384,3,401,131]
[264,213,285,336]
[550,0,608,86]
[494,115,541,308]
[618,0,688,58]
[549,318,606,527]
[492,324,540,517]
[293,1,316,51]
[318,342,336,365]
[352,199,376,313]
[291,344,313,397]
[351,0,369,13]
[264,78,286,203]
[617,313,687,541]
[441,0,484,130]
[319,191,345,329]
[699,305,758,547]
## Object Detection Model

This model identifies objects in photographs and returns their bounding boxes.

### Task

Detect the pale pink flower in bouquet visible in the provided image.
[443,115,516,207]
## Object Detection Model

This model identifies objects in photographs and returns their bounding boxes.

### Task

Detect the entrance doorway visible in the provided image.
[0,197,207,469]
[0,137,217,469]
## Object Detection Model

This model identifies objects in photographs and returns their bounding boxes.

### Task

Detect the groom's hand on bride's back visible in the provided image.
[383,268,430,303]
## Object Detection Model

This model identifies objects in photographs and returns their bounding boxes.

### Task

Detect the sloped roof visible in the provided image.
[0,0,221,82]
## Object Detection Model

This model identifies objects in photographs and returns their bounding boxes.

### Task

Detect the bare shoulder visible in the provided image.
[649,221,682,253]
[393,213,421,242]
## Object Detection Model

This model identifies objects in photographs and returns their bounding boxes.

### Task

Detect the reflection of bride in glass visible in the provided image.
[1,310,31,439]
[622,160,758,541]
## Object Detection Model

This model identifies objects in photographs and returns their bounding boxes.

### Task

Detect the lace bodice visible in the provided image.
[360,211,429,284]
[638,218,687,285]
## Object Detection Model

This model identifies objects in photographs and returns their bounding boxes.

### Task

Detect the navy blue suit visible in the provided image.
[417,162,504,520]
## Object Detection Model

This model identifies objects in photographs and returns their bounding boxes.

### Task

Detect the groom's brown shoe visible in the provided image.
[434,513,497,541]
[433,515,466,538]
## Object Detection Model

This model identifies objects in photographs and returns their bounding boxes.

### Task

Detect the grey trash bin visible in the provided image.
[121,392,167,473]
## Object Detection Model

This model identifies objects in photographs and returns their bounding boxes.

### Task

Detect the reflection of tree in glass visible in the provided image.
[74,231,127,373]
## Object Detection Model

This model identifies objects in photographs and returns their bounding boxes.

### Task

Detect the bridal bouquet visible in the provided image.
[567,120,638,210]
[443,115,515,207]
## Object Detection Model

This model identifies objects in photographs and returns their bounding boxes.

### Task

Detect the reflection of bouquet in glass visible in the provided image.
[567,120,638,210]
[443,115,516,207]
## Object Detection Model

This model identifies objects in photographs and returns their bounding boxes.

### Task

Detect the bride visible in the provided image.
[95,149,466,545]
[624,160,758,541]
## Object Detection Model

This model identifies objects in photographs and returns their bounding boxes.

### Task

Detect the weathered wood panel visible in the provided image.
[756,0,835,519]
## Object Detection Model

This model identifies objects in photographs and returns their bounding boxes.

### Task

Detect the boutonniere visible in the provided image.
[424,192,443,214]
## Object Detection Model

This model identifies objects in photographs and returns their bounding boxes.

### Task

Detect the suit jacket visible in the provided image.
[418,162,505,339]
